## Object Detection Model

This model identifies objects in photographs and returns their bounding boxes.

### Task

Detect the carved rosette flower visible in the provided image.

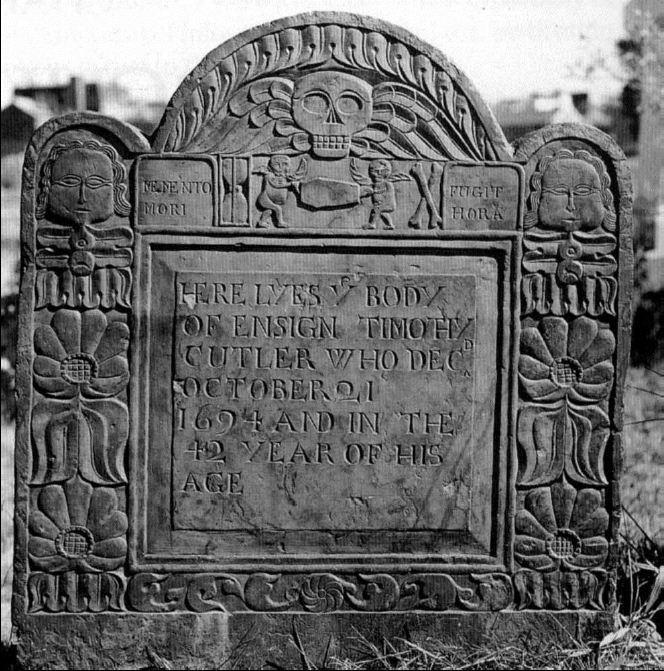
[298,574,347,612]
[33,309,129,399]
[514,481,608,572]
[518,316,614,486]
[31,309,129,485]
[29,477,127,573]
[519,316,614,405]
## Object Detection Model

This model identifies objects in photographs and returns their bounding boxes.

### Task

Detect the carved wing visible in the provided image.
[290,157,309,182]
[353,83,486,161]
[388,172,412,182]
[158,23,508,159]
[349,159,371,186]
[204,77,309,155]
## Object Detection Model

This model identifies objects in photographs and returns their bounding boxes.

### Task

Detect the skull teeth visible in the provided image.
[313,135,350,150]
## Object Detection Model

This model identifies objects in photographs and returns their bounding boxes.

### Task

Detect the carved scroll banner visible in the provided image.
[14,13,631,670]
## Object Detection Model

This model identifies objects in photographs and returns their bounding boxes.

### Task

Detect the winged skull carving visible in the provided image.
[215,70,482,160]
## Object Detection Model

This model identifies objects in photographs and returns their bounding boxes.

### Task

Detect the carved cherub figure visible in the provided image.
[527,152,615,233]
[522,149,618,316]
[36,140,131,228]
[350,158,411,229]
[255,155,307,228]
[34,140,133,295]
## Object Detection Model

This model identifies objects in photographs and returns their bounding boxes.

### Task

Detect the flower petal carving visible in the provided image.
[29,477,127,573]
[564,405,610,486]
[515,482,608,571]
[34,324,67,361]
[28,571,126,613]
[33,310,129,400]
[31,401,80,484]
[514,569,612,610]
[518,314,613,487]
[31,398,128,485]
[35,268,133,310]
[519,317,614,405]
[518,402,609,487]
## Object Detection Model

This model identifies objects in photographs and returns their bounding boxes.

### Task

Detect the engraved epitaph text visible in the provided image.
[173,271,477,531]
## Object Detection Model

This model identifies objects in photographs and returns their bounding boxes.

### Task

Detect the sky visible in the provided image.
[1,0,629,106]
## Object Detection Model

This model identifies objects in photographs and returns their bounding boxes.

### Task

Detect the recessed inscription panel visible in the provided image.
[173,271,476,531]
[135,156,525,233]
[442,162,523,230]
[142,246,506,559]
[136,155,216,226]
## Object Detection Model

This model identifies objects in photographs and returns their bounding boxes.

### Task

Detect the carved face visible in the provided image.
[369,159,391,181]
[292,71,373,159]
[47,148,115,226]
[538,158,605,232]
[268,155,290,176]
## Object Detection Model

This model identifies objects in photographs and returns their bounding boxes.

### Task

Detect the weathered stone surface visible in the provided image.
[16,611,616,670]
[13,12,632,668]
[16,613,229,670]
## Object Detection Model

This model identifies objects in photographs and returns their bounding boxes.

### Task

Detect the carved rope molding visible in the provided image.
[14,114,149,618]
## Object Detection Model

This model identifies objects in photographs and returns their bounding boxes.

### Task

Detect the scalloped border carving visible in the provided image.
[151,13,511,161]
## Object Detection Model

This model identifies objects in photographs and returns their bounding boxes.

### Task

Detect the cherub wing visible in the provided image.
[290,157,309,182]
[352,82,485,161]
[205,77,309,155]
[349,158,371,186]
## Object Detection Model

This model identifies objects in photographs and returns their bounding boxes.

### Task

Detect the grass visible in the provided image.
[621,366,664,544]
[328,624,664,670]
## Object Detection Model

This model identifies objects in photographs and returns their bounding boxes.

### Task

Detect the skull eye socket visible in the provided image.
[337,93,364,115]
[302,92,330,115]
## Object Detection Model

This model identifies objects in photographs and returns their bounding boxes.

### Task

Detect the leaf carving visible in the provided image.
[28,571,125,613]
[161,24,499,160]
[31,398,128,486]
[518,402,609,487]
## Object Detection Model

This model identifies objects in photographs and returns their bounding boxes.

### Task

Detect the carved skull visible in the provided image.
[292,71,373,158]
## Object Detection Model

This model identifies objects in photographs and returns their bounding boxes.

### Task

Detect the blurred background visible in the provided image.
[1,0,662,644]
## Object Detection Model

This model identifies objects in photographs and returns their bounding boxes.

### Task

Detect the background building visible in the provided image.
[493,90,613,143]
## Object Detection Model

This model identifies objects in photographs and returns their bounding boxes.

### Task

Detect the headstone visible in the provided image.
[13,13,633,669]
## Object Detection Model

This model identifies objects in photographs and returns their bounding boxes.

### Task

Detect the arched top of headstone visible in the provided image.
[151,12,512,161]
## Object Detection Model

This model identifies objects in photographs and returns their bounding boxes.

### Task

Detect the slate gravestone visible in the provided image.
[13,13,633,669]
